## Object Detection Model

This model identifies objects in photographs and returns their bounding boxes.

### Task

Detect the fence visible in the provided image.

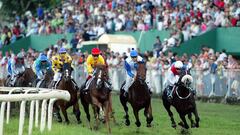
[73,66,240,99]
[0,87,70,135]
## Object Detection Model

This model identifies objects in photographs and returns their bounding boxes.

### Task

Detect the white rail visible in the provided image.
[0,87,70,135]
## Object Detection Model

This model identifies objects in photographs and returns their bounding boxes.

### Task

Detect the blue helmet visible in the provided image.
[130,50,138,57]
[39,55,48,62]
[59,47,67,54]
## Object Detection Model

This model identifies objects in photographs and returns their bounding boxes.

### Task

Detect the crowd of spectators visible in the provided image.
[1,0,240,48]
[0,37,240,95]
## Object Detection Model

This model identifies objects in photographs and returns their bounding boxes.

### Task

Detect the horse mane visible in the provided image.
[95,64,107,70]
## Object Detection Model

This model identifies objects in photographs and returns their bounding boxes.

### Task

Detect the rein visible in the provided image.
[175,85,192,100]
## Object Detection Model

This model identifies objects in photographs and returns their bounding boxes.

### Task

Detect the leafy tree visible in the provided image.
[0,0,60,21]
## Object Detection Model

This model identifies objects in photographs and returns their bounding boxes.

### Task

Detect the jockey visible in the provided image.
[123,50,151,97]
[51,47,78,89]
[81,48,111,91]
[34,54,51,87]
[9,53,26,86]
[164,60,184,100]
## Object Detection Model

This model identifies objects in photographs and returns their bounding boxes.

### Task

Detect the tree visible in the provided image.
[0,0,60,21]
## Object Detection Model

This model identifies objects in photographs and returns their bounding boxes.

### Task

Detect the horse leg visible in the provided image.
[188,113,196,128]
[104,101,111,134]
[144,104,153,128]
[108,94,117,125]
[133,109,141,127]
[120,95,130,126]
[179,114,189,129]
[60,105,70,124]
[91,97,103,130]
[80,96,91,129]
[193,107,200,128]
[73,102,82,124]
[163,100,176,128]
[92,105,100,130]
[53,103,62,122]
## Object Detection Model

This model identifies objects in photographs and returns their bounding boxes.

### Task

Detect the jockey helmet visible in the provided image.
[17,53,24,59]
[91,48,100,55]
[130,50,138,57]
[174,61,183,69]
[40,55,48,62]
[59,47,67,54]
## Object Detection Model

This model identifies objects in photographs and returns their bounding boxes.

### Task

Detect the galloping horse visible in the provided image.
[35,69,54,88]
[120,61,153,128]
[162,73,200,129]
[5,68,36,87]
[54,63,81,124]
[85,64,112,134]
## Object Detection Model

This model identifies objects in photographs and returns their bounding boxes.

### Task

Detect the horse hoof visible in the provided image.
[172,123,177,128]
[191,123,196,128]
[77,120,82,124]
[93,125,98,130]
[178,122,184,127]
[125,119,130,126]
[135,122,141,127]
[146,124,151,128]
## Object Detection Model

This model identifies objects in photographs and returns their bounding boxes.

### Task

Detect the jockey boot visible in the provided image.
[71,79,79,91]
[52,81,57,89]
[167,86,173,102]
[104,81,112,91]
[144,83,152,95]
[123,91,128,98]
[36,79,41,88]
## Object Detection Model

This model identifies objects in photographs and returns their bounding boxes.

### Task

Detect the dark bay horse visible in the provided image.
[35,69,54,88]
[85,64,112,134]
[5,68,36,87]
[162,73,200,129]
[54,63,81,124]
[120,61,153,128]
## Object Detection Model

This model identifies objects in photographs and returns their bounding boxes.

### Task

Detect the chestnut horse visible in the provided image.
[85,64,112,134]
[119,61,153,128]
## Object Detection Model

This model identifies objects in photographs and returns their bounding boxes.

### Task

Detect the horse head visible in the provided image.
[175,73,193,99]
[95,64,108,89]
[136,61,146,85]
[61,63,72,82]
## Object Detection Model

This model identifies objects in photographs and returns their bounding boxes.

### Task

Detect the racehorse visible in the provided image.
[119,61,153,128]
[5,68,36,87]
[80,88,116,129]
[53,63,81,124]
[85,64,112,134]
[35,69,54,88]
[162,72,200,129]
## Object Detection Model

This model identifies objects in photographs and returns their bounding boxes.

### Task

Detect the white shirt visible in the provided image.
[164,67,179,87]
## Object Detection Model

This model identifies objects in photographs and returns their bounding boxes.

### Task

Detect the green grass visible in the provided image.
[4,95,240,135]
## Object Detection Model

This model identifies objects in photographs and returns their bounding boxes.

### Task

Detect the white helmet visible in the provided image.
[174,61,183,69]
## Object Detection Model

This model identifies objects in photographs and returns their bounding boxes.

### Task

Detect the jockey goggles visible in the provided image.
[41,60,47,63]
[92,54,99,57]
[176,68,181,70]
[131,56,137,58]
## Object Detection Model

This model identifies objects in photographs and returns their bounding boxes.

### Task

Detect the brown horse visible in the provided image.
[120,61,153,128]
[5,68,36,87]
[80,88,116,129]
[53,63,81,124]
[35,69,54,88]
[162,73,200,129]
[86,64,112,134]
